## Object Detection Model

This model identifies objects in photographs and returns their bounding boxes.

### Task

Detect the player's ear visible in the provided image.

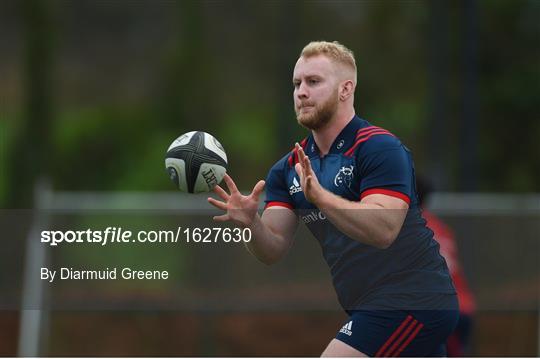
[339,80,354,101]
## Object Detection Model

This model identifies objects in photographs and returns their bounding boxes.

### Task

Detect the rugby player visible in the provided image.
[208,41,458,357]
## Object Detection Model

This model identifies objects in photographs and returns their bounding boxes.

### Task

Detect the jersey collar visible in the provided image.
[307,115,369,157]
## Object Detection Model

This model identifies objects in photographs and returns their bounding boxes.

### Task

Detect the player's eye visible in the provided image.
[293,81,300,88]
[308,79,320,85]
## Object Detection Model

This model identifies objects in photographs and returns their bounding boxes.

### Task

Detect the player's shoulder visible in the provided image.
[347,124,403,157]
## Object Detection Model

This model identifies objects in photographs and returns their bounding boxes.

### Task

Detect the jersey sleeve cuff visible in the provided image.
[360,188,411,205]
[265,201,295,210]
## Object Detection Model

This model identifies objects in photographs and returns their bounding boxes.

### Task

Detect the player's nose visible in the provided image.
[296,82,309,99]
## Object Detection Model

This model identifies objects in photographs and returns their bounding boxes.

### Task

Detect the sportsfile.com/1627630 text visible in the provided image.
[40,227,252,247]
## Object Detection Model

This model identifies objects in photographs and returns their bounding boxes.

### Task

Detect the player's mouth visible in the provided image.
[299,104,315,111]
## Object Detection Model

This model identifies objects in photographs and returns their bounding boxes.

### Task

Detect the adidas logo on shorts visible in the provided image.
[339,320,353,336]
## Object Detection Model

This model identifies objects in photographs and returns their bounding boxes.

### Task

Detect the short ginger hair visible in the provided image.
[300,41,357,82]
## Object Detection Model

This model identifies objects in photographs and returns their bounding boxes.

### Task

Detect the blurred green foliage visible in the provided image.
[0,0,538,207]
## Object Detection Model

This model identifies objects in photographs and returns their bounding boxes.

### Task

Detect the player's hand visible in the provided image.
[207,174,265,228]
[294,143,324,204]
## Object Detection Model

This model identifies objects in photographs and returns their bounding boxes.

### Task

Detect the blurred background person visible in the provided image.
[416,175,476,357]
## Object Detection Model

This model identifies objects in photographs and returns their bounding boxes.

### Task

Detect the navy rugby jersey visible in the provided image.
[264,116,456,311]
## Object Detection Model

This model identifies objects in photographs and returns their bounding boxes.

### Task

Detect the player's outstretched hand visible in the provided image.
[294,143,323,204]
[207,174,265,228]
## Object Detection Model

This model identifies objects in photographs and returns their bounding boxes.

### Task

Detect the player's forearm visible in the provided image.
[243,214,291,265]
[314,190,404,249]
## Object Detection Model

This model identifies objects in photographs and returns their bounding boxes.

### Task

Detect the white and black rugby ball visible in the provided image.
[165,131,228,193]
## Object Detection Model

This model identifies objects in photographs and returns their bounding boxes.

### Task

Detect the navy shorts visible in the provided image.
[335,310,459,357]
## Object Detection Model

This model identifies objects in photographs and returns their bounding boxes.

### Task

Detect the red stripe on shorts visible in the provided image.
[375,315,413,357]
[384,319,419,356]
[392,322,424,357]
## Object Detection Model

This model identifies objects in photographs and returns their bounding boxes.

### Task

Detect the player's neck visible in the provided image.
[312,107,355,156]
